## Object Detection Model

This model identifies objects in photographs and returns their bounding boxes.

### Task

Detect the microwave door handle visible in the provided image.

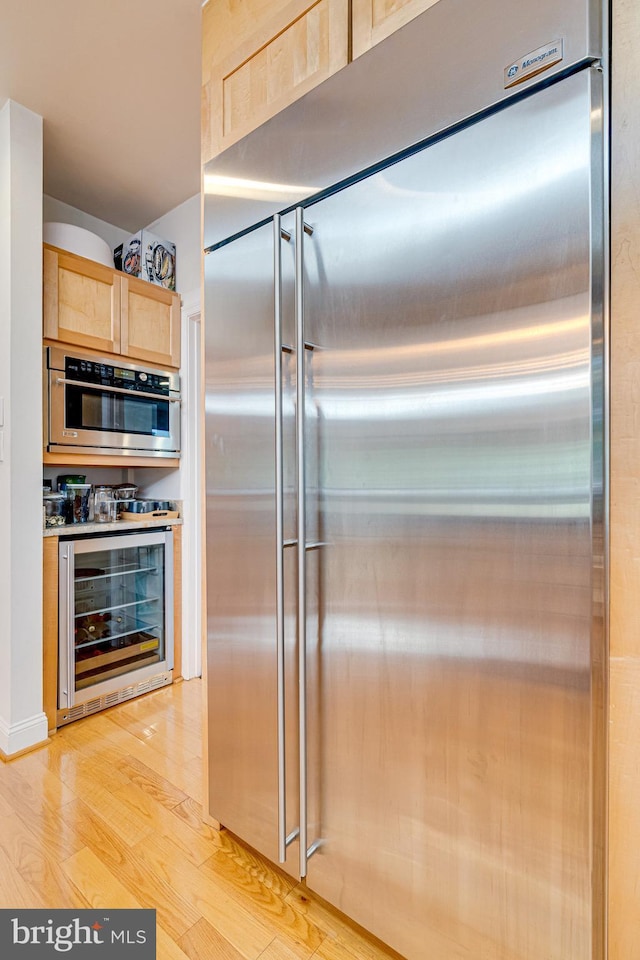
[55,378,181,403]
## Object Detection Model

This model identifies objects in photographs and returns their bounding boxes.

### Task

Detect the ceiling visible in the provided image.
[0,0,202,231]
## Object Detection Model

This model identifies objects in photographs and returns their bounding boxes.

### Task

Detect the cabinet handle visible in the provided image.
[56,378,181,403]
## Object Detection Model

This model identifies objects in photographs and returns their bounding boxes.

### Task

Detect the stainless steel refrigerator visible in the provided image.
[204,2,607,958]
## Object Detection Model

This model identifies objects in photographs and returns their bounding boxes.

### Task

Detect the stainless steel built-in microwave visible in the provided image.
[45,346,181,458]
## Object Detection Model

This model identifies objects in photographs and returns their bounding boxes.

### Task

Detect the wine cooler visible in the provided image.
[58,528,174,725]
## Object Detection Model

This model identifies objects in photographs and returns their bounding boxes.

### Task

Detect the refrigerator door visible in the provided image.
[205,222,300,876]
[302,69,603,960]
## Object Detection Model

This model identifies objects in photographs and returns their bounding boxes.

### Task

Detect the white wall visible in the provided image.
[132,192,201,500]
[43,195,129,254]
[0,100,48,755]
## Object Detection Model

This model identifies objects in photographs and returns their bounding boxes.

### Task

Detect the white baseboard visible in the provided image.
[0,711,49,757]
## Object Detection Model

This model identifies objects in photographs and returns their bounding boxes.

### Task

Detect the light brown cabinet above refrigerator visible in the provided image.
[202,0,349,161]
[43,244,181,369]
[201,0,441,163]
[351,0,443,58]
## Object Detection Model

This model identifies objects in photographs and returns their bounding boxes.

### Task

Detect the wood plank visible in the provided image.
[0,790,86,864]
[284,889,402,960]
[312,937,384,960]
[109,682,203,726]
[158,927,195,960]
[210,830,297,898]
[57,707,186,762]
[107,712,202,757]
[0,786,14,818]
[61,845,143,909]
[110,780,221,867]
[172,796,224,843]
[178,916,248,960]
[57,768,155,848]
[132,833,275,959]
[0,844,48,909]
[103,733,202,802]
[65,798,201,942]
[49,710,151,776]
[29,739,130,803]
[199,851,323,958]
[173,755,205,804]
[0,756,77,816]
[258,938,311,960]
[113,753,191,810]
[0,811,91,910]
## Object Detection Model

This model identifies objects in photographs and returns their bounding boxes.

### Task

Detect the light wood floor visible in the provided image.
[0,679,402,960]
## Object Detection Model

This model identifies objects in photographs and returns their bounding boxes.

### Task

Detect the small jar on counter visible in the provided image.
[43,493,66,528]
[63,483,94,523]
[94,485,118,523]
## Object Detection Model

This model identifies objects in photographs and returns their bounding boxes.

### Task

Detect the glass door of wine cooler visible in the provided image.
[58,529,174,714]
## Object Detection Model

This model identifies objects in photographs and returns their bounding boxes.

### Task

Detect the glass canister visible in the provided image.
[64,483,94,523]
[43,493,66,528]
[113,482,138,518]
[94,485,117,523]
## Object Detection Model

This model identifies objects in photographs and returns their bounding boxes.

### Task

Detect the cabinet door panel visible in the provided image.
[352,0,442,58]
[203,0,348,159]
[43,246,121,354]
[121,276,180,369]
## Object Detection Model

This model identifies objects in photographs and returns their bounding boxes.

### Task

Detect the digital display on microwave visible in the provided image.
[114,367,135,381]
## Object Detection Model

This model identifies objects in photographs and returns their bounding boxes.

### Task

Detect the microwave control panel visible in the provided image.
[64,356,172,396]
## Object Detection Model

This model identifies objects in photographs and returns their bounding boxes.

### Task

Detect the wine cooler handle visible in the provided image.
[61,543,75,709]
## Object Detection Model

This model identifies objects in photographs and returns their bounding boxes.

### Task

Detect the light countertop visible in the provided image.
[43,517,182,538]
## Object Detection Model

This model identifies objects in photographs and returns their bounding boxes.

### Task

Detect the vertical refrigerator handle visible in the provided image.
[296,206,309,879]
[274,214,288,864]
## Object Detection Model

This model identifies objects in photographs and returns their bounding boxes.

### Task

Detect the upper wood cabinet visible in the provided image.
[44,244,180,369]
[43,244,121,355]
[351,0,442,59]
[121,274,181,369]
[202,0,349,161]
